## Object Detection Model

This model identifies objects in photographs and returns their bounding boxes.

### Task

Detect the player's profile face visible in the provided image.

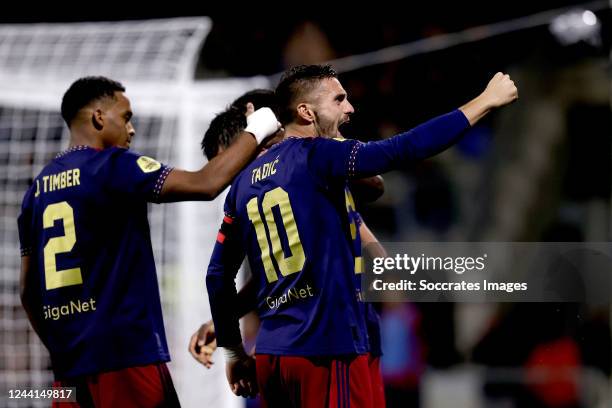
[312,78,354,138]
[101,92,135,149]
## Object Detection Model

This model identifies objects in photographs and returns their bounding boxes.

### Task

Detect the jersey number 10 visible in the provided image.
[247,187,306,283]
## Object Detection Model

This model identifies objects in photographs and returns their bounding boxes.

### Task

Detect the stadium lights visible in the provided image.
[549,8,601,46]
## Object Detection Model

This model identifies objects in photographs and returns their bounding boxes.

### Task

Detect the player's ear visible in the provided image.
[296,103,314,124]
[92,109,104,131]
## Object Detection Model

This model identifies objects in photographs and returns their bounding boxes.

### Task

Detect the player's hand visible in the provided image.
[225,355,258,398]
[349,175,385,203]
[188,321,217,368]
[481,72,518,108]
[244,103,282,144]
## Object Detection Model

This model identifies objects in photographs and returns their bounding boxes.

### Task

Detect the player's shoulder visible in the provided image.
[300,136,359,160]
[98,146,147,162]
[275,135,350,151]
[97,147,163,172]
[310,135,355,147]
[93,146,149,160]
[284,135,347,144]
[50,146,125,171]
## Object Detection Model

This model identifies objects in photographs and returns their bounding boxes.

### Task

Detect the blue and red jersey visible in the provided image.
[17,146,173,379]
[209,136,370,355]
[207,109,470,357]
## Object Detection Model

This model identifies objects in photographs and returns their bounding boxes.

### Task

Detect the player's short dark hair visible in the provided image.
[275,64,337,125]
[202,89,278,160]
[231,89,278,116]
[61,76,125,127]
[201,108,245,160]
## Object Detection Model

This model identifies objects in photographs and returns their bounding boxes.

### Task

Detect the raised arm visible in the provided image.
[160,107,280,202]
[354,72,517,175]
[310,73,518,180]
[459,72,517,125]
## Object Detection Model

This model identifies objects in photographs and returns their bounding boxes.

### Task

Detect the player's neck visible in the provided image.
[261,132,285,149]
[68,128,104,149]
[283,123,317,138]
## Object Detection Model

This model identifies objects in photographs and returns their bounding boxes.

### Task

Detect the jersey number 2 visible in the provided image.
[43,202,83,290]
[247,187,305,283]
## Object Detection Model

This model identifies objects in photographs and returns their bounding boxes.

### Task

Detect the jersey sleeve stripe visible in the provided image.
[152,166,173,202]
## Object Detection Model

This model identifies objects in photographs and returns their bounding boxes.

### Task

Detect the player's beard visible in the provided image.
[313,111,339,139]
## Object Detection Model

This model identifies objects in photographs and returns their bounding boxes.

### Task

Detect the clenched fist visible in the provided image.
[481,72,519,108]
[459,72,519,125]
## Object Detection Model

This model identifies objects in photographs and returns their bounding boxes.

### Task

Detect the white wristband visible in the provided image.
[223,344,248,362]
[244,107,280,144]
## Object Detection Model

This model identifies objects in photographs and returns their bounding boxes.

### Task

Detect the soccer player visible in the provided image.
[207,65,517,406]
[17,76,279,408]
[191,90,387,406]
[201,89,384,204]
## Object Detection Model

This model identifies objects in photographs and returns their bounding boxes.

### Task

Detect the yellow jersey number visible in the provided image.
[344,188,363,274]
[42,201,83,290]
[246,187,305,283]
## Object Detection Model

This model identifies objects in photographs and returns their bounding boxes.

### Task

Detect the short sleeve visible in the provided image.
[102,148,173,203]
